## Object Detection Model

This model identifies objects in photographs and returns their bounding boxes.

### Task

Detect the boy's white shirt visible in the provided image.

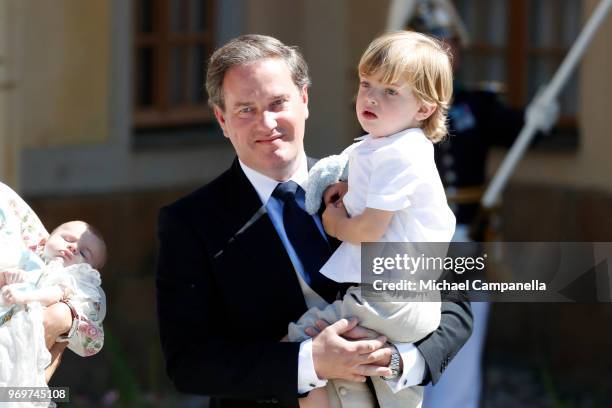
[239,156,426,395]
[322,128,456,283]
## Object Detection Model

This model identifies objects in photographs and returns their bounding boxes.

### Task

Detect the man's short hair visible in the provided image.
[206,34,311,111]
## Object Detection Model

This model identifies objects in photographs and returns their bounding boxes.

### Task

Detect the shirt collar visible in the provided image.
[239,154,309,205]
[357,127,425,144]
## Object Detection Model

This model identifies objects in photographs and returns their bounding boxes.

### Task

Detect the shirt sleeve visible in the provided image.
[366,144,423,212]
[297,338,328,394]
[61,289,105,357]
[383,342,426,393]
[60,265,106,357]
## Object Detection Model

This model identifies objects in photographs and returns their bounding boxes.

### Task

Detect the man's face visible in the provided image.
[44,221,106,269]
[213,58,309,181]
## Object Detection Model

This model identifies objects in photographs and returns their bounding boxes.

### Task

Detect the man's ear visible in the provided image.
[301,85,309,120]
[415,102,437,122]
[213,105,229,138]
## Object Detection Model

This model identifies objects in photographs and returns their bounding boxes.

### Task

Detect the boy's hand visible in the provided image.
[323,181,348,206]
[322,200,348,238]
[1,285,28,305]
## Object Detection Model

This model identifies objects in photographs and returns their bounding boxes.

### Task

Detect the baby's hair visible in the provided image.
[358,31,453,142]
[84,223,105,246]
[51,221,107,269]
[50,221,104,242]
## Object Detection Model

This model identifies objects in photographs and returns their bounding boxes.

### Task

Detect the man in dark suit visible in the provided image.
[156,34,473,407]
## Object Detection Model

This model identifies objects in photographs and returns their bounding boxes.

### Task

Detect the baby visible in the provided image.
[0,220,106,389]
[1,220,106,307]
[290,31,456,408]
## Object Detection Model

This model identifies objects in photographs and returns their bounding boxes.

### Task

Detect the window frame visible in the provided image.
[132,0,215,129]
[456,0,580,134]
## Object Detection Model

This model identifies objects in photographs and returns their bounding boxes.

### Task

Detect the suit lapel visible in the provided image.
[226,158,267,234]
[213,159,308,320]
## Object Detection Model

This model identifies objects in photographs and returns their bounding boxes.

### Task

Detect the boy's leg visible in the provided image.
[299,387,330,408]
[288,300,344,342]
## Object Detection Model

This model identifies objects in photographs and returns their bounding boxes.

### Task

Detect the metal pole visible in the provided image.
[481,0,612,208]
[386,0,417,31]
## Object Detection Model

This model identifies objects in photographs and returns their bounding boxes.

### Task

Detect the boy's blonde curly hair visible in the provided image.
[358,31,453,143]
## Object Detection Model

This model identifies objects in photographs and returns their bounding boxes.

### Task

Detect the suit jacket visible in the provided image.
[156,158,473,408]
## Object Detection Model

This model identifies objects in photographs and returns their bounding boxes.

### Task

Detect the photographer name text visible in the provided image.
[372,279,547,293]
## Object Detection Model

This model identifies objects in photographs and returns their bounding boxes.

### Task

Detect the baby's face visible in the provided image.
[356,72,427,138]
[43,221,106,269]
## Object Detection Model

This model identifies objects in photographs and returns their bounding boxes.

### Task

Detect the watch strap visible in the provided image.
[381,346,402,381]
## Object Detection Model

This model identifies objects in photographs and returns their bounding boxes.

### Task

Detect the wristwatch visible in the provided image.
[381,345,402,381]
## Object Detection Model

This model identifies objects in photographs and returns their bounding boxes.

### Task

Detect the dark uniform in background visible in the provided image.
[405,1,535,407]
[425,80,527,408]
[435,83,524,225]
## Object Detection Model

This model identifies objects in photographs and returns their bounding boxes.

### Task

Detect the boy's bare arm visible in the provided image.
[323,204,393,244]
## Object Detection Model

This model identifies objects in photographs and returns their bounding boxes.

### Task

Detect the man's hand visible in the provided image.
[311,318,392,382]
[1,285,28,305]
[307,319,394,367]
[323,181,348,206]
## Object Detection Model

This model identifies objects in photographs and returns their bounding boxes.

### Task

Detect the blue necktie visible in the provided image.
[272,181,339,303]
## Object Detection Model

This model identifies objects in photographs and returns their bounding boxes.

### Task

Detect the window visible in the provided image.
[454,0,582,144]
[133,0,215,129]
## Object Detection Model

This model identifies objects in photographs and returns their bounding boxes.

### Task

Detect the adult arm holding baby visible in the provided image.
[1,182,107,382]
